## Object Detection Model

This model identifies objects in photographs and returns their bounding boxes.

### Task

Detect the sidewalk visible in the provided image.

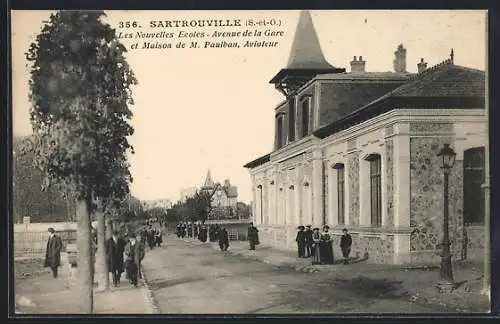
[14,254,156,314]
[181,235,490,313]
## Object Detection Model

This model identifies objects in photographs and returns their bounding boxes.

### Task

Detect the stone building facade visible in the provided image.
[244,11,487,265]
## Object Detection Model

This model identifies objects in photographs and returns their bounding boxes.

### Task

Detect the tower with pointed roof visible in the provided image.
[201,169,215,191]
[270,11,345,97]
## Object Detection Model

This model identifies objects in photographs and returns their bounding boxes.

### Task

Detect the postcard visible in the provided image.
[11,9,489,315]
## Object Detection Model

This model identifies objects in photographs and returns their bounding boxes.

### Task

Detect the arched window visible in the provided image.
[464,147,485,224]
[333,163,345,225]
[366,154,382,226]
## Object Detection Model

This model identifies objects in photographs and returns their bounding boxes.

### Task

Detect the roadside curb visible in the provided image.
[140,266,161,314]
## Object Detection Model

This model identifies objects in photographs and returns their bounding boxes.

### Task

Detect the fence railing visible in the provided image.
[14,230,77,259]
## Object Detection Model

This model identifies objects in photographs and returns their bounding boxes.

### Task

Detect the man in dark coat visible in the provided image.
[248,223,259,250]
[44,228,62,278]
[124,233,146,287]
[218,227,229,251]
[295,226,306,258]
[340,228,353,264]
[106,230,126,287]
[304,225,313,257]
[176,223,181,238]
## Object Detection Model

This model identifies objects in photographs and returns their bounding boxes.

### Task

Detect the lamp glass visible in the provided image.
[437,144,456,169]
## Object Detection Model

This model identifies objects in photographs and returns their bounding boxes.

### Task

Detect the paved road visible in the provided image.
[141,237,455,314]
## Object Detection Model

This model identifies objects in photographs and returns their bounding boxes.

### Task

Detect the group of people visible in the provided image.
[106,230,146,287]
[175,221,231,252]
[138,226,163,250]
[175,221,208,241]
[44,225,151,288]
[295,225,352,265]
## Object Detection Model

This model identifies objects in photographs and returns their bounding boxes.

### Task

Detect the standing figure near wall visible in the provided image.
[340,228,353,265]
[320,225,334,264]
[295,226,306,258]
[304,225,313,257]
[311,227,322,265]
[248,222,260,250]
[219,227,230,251]
[44,227,62,278]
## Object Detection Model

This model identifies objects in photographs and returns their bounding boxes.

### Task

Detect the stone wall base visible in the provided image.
[257,225,412,265]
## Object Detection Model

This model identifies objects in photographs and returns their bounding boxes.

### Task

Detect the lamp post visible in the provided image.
[437,143,456,293]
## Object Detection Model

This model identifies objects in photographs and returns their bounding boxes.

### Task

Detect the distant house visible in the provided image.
[199,170,239,218]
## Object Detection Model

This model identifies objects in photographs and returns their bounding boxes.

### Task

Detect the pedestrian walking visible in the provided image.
[320,225,334,265]
[124,233,145,287]
[176,223,181,238]
[295,226,306,258]
[218,227,229,251]
[43,228,62,278]
[304,225,313,257]
[187,222,193,238]
[248,222,260,250]
[198,224,208,242]
[154,228,162,247]
[340,228,353,264]
[106,230,126,287]
[311,227,322,265]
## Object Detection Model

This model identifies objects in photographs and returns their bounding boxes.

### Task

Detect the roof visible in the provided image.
[314,61,486,139]
[314,72,413,82]
[201,170,215,189]
[225,186,238,198]
[244,153,271,169]
[269,11,344,84]
[286,11,336,70]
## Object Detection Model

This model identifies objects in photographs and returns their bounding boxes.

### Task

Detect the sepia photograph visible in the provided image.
[10,9,490,314]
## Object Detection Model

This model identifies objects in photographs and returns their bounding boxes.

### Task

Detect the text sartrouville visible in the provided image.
[150,19,242,28]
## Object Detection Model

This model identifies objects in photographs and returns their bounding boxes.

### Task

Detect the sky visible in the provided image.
[11,10,487,204]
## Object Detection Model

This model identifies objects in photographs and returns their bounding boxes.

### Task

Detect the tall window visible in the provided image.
[464,147,485,224]
[277,116,284,148]
[288,97,296,142]
[335,164,345,225]
[301,98,310,137]
[368,154,382,226]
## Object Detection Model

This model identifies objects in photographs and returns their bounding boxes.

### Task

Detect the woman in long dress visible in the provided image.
[311,227,322,265]
[320,225,334,264]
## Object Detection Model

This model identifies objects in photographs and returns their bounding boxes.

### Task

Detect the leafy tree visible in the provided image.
[14,135,75,223]
[25,11,136,313]
[236,202,251,219]
[185,190,213,223]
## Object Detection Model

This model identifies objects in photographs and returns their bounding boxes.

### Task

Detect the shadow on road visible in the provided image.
[273,275,410,312]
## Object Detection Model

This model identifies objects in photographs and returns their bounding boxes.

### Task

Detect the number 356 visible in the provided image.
[118,21,138,28]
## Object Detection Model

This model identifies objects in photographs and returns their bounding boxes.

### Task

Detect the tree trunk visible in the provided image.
[76,196,94,314]
[96,210,108,291]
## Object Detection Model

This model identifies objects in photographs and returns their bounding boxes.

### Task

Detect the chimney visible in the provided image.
[393,44,407,73]
[350,55,366,73]
[417,58,428,73]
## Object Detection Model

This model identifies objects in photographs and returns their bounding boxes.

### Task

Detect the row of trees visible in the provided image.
[14,135,150,224]
[24,11,137,313]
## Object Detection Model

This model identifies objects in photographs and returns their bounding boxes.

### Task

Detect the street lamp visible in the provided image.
[437,143,456,293]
